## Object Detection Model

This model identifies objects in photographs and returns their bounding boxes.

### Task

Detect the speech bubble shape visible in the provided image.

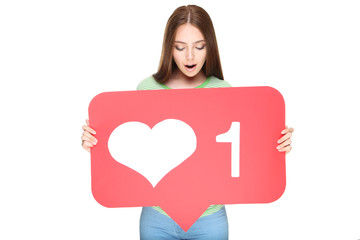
[88,86,286,232]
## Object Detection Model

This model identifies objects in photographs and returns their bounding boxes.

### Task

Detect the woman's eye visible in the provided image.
[196,45,206,50]
[175,46,185,51]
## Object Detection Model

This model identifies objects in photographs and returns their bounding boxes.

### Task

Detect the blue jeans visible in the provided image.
[140,206,228,240]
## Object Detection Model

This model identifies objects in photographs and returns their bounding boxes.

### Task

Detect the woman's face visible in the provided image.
[172,23,207,78]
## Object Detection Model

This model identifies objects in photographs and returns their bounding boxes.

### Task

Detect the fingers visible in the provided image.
[278,126,294,154]
[277,138,291,151]
[81,119,97,152]
[281,127,294,134]
[81,133,96,151]
[82,124,96,135]
[277,131,292,145]
[81,126,97,144]
[278,145,292,154]
[82,131,97,144]
[82,140,93,152]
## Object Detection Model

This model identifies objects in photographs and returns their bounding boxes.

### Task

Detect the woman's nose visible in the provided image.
[186,48,194,60]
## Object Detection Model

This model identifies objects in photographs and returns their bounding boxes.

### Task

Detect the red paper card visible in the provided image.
[88,86,286,231]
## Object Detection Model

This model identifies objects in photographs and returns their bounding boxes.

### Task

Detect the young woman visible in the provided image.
[81,5,294,240]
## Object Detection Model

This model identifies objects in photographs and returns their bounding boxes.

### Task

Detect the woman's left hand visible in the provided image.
[277,126,294,154]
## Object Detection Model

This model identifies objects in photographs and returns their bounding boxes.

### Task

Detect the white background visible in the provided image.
[1,0,359,239]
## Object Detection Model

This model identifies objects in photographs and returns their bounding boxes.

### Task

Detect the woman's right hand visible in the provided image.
[81,119,97,152]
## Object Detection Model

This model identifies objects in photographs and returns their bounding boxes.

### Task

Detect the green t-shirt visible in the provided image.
[136,75,231,218]
[137,75,231,90]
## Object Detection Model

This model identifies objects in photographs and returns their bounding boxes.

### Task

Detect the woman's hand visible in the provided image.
[277,126,294,154]
[81,119,97,153]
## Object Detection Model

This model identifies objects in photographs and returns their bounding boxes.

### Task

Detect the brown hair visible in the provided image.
[153,5,224,83]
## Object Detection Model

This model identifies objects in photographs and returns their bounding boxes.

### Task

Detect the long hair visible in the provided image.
[153,5,224,83]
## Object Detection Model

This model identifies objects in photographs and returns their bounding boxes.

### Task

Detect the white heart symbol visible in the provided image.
[108,119,197,187]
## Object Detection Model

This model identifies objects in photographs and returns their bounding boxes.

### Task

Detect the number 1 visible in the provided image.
[216,122,240,177]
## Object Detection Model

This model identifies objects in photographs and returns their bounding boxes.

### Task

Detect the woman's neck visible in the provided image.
[164,70,207,89]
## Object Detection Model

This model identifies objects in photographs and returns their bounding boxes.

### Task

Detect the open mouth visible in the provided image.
[185,64,196,71]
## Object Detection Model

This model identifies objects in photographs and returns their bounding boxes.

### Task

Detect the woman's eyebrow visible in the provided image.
[174,40,206,44]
